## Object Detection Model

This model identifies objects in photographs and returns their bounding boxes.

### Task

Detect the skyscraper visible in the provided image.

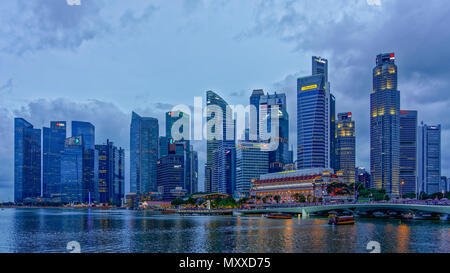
[95,140,125,205]
[418,123,441,194]
[370,53,400,197]
[130,112,159,194]
[399,110,418,196]
[212,141,236,195]
[157,149,186,201]
[249,89,265,140]
[205,90,234,193]
[14,118,41,203]
[336,113,356,184]
[43,121,66,198]
[235,142,269,198]
[297,56,332,169]
[72,121,96,203]
[61,136,84,203]
[259,92,290,173]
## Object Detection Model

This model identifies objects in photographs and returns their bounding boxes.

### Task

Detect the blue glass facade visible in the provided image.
[259,92,290,173]
[72,121,96,203]
[43,121,66,198]
[418,123,441,194]
[370,53,400,197]
[235,142,269,198]
[14,118,41,202]
[399,111,418,195]
[130,112,159,194]
[61,136,83,203]
[297,74,328,169]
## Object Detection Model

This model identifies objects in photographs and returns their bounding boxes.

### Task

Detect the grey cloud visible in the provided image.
[0,0,110,54]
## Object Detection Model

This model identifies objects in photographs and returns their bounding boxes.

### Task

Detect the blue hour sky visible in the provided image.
[1,0,450,201]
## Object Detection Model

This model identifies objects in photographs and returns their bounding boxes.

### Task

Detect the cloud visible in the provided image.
[0,0,111,54]
[367,0,382,6]
[0,78,13,94]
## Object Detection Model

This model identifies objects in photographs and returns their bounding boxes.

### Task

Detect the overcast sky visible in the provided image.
[1,0,449,201]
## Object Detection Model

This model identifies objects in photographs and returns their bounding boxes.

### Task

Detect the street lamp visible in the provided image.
[400,180,405,200]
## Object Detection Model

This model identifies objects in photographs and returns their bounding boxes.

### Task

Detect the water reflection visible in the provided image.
[0,209,448,253]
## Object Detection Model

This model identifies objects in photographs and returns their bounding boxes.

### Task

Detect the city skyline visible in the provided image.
[2,0,450,201]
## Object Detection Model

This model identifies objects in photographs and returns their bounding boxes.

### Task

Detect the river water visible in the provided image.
[0,208,448,253]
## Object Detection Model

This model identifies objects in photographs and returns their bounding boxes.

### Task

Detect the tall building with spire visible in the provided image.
[370,53,400,197]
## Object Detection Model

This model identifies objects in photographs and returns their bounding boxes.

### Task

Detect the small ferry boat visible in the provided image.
[264,213,293,219]
[328,214,355,225]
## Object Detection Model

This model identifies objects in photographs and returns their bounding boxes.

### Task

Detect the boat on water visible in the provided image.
[328,214,355,225]
[162,209,176,214]
[264,213,293,219]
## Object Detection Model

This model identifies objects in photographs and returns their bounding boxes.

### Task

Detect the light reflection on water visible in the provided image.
[0,208,448,253]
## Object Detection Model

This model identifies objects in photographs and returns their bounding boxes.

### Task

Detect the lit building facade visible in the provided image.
[130,112,159,194]
[336,112,355,184]
[14,118,41,203]
[399,110,418,195]
[250,168,343,202]
[43,121,66,198]
[418,123,441,194]
[235,142,269,198]
[370,53,400,197]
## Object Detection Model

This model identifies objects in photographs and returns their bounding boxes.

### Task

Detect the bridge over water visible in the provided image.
[237,203,450,218]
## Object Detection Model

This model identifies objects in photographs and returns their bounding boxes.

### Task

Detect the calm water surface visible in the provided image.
[0,208,448,253]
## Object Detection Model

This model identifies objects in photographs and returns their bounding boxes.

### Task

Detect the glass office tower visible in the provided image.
[205,90,234,193]
[43,121,67,198]
[259,92,290,173]
[249,89,265,140]
[336,113,356,184]
[236,142,269,198]
[418,123,441,195]
[399,110,418,196]
[130,112,159,194]
[95,140,125,205]
[297,57,333,170]
[72,121,96,203]
[370,53,400,197]
[61,136,84,203]
[14,118,41,202]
